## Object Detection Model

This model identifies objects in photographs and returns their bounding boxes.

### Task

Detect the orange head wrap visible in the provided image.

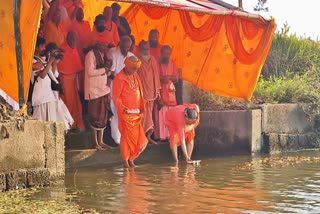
[124,57,141,69]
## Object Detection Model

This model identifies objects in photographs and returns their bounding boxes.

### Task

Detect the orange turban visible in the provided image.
[124,57,141,69]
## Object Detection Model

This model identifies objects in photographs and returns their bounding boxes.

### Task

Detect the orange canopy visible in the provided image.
[0,0,276,110]
[83,0,276,100]
[0,0,42,107]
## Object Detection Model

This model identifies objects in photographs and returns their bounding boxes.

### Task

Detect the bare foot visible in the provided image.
[99,142,112,149]
[148,139,158,145]
[129,160,136,168]
[185,159,194,164]
[123,160,130,168]
[94,144,106,151]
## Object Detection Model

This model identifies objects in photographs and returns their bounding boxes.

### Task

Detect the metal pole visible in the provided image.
[239,0,243,9]
[13,0,24,108]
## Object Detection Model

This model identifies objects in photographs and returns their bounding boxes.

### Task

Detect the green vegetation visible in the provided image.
[191,23,320,118]
[0,188,98,214]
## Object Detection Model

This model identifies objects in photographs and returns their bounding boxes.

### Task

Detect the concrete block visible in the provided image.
[279,134,289,148]
[6,170,27,190]
[261,104,312,134]
[44,122,65,181]
[287,135,299,150]
[0,173,5,192]
[195,110,261,155]
[251,109,262,154]
[0,120,46,172]
[264,133,281,154]
[182,80,192,103]
[27,168,50,187]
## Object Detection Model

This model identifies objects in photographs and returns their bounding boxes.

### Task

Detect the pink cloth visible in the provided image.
[158,60,180,140]
[158,106,172,140]
[84,50,110,100]
[165,104,200,147]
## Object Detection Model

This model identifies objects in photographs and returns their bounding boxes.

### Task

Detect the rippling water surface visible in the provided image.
[59,151,320,213]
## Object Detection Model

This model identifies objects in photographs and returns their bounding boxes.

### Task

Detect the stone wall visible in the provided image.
[260,104,320,154]
[194,109,262,156]
[194,104,320,156]
[0,120,65,191]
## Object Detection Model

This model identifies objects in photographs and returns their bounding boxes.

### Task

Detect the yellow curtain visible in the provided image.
[0,0,42,104]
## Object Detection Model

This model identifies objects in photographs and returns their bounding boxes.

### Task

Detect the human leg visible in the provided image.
[98,129,111,149]
[170,144,179,164]
[146,129,158,145]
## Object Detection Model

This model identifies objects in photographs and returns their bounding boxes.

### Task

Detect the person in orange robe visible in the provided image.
[57,31,85,131]
[149,29,163,61]
[90,11,120,48]
[158,45,180,141]
[147,29,163,141]
[61,0,84,18]
[44,0,71,46]
[137,41,161,145]
[112,56,148,168]
[165,104,200,165]
[70,7,91,94]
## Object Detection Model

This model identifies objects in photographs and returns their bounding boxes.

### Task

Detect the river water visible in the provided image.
[3,151,320,213]
[60,151,320,213]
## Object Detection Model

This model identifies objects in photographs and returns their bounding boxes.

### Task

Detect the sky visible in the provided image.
[224,0,320,39]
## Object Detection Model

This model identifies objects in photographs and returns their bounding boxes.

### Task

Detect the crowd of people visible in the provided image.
[28,0,200,167]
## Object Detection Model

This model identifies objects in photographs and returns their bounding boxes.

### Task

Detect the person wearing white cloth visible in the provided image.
[31,38,73,131]
[107,36,134,144]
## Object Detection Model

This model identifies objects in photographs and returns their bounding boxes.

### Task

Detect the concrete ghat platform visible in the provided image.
[66,143,173,168]
[65,142,250,168]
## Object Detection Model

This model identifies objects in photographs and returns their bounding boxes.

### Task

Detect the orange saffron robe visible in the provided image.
[137,56,161,133]
[90,22,120,47]
[150,44,163,61]
[44,17,71,46]
[57,43,85,130]
[165,104,200,148]
[112,70,148,161]
[70,19,92,92]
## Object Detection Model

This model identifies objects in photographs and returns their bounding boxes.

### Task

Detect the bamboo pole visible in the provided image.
[13,0,24,108]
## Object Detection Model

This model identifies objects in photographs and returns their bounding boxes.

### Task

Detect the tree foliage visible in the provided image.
[254,0,268,12]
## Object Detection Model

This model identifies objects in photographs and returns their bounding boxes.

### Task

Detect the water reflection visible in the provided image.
[40,152,320,213]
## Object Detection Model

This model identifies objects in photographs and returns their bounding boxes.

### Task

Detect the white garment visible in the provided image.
[32,57,72,131]
[110,99,120,144]
[108,47,134,144]
[108,46,134,75]
[50,69,74,131]
[0,89,19,111]
[32,58,56,107]
[33,101,59,122]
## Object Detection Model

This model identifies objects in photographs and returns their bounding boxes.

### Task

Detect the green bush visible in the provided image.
[262,23,320,78]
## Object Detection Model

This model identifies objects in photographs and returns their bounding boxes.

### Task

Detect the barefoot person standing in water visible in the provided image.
[165,104,200,165]
[112,56,148,168]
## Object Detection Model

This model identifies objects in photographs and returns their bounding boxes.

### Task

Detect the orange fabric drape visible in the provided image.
[0,0,42,104]
[179,11,224,42]
[1,0,275,106]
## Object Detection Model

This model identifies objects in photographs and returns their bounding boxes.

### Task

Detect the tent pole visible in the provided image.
[239,0,243,9]
[13,0,24,108]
